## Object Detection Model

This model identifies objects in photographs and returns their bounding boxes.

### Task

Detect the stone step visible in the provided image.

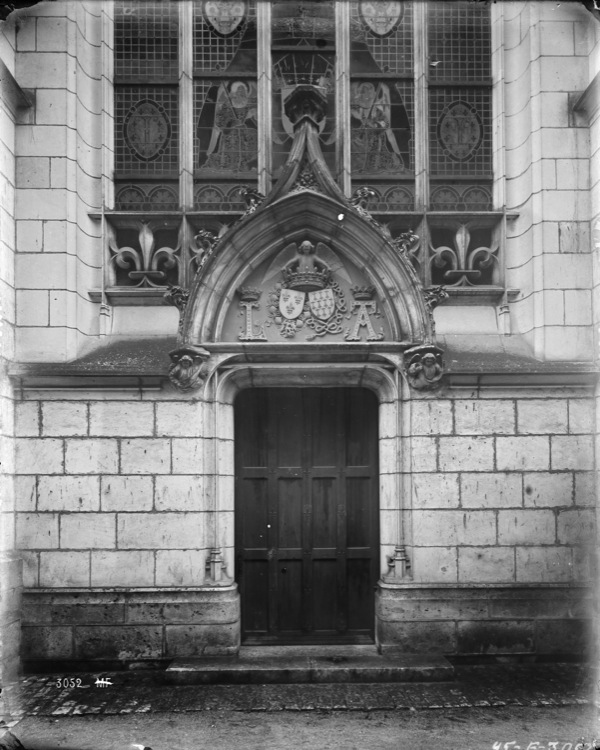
[165,645,455,685]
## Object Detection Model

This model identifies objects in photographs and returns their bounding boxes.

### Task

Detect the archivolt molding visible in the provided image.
[179,191,433,348]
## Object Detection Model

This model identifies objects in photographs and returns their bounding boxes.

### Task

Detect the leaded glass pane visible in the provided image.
[350,80,413,176]
[350,1,413,77]
[271,1,336,176]
[428,1,491,83]
[115,1,178,80]
[272,0,336,45]
[193,0,257,72]
[429,88,492,177]
[194,80,258,175]
[194,183,253,211]
[115,87,179,176]
[350,1,414,204]
[272,50,336,175]
[193,1,258,208]
[115,182,179,211]
[429,184,493,212]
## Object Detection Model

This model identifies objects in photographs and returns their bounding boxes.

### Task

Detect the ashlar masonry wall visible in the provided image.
[0,13,22,687]
[16,380,596,662]
[376,385,596,655]
[14,1,106,362]
[16,386,238,664]
[504,1,594,360]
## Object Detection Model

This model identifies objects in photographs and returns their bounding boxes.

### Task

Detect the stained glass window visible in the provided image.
[193,1,258,209]
[271,0,337,176]
[114,1,179,210]
[112,1,495,223]
[350,1,415,211]
[115,0,178,80]
[427,1,493,211]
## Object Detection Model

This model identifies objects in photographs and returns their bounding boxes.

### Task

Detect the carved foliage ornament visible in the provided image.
[169,346,211,392]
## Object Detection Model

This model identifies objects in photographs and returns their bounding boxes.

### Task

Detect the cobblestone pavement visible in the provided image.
[0,663,595,724]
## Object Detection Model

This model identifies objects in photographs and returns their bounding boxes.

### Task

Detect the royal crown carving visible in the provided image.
[221,237,390,343]
[282,240,331,292]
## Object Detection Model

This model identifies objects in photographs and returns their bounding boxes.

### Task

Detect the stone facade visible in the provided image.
[0,13,22,688]
[0,1,598,668]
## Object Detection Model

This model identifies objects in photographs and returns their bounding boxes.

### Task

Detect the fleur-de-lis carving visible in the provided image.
[108,220,181,288]
[429,223,499,287]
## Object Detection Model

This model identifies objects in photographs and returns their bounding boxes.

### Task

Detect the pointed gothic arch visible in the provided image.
[180,189,433,348]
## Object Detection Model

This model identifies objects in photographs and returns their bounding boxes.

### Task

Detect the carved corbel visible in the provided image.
[403,344,445,391]
[168,345,211,392]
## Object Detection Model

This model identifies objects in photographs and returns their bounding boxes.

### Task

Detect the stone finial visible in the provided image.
[350,186,376,213]
[164,285,190,333]
[392,229,419,256]
[164,285,190,313]
[240,187,266,215]
[168,345,211,392]
[424,285,449,312]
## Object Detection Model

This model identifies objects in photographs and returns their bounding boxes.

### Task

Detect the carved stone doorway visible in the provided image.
[234,387,379,644]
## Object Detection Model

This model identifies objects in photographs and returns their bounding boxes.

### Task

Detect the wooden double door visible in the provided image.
[235,388,379,644]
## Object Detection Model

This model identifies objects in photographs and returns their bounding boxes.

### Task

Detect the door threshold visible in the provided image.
[165,646,455,685]
[242,635,374,647]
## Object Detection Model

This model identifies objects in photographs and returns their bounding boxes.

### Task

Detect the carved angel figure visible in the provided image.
[197,80,258,174]
[168,346,211,392]
[404,346,444,391]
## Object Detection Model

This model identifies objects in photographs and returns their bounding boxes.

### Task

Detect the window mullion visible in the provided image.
[336,0,351,197]
[257,0,272,195]
[103,0,115,211]
[179,0,194,211]
[491,0,506,211]
[413,0,428,213]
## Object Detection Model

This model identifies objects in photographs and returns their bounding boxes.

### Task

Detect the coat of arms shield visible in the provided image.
[279,289,306,319]
[308,288,335,321]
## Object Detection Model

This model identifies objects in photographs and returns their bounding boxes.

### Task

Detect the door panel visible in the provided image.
[235,388,379,644]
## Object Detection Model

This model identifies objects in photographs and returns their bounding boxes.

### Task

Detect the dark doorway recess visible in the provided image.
[235,387,379,644]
